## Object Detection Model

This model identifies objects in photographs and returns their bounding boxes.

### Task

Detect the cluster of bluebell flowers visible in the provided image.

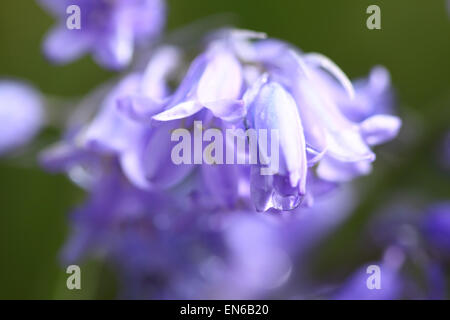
[29,1,410,298]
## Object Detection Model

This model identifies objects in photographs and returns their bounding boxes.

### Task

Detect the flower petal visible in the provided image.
[303,52,355,99]
[317,155,373,182]
[295,71,375,162]
[360,114,402,146]
[203,99,246,122]
[251,82,307,192]
[141,45,181,99]
[152,100,203,121]
[117,95,166,122]
[197,51,243,103]
[143,122,193,188]
[43,26,91,64]
[83,74,144,153]
[93,24,134,70]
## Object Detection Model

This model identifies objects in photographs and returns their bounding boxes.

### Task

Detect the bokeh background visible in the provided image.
[0,0,449,299]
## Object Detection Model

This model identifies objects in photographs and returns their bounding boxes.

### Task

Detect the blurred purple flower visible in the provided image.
[40,46,188,190]
[425,263,446,300]
[422,202,450,255]
[363,200,450,299]
[334,262,402,300]
[59,164,356,299]
[334,246,405,300]
[38,0,166,69]
[0,80,44,155]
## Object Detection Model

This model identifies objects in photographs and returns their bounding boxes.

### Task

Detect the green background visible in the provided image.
[0,0,449,299]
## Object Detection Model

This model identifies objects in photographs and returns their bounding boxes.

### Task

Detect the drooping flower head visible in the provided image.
[0,80,44,155]
[148,30,402,212]
[40,27,404,298]
[38,0,166,69]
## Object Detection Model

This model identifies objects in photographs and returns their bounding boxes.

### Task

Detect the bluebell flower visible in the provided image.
[41,46,191,190]
[38,0,166,69]
[252,42,401,186]
[333,66,395,122]
[246,78,307,211]
[334,260,403,300]
[40,28,405,298]
[361,201,450,299]
[0,80,44,155]
[152,41,246,122]
[422,202,450,255]
[150,32,401,211]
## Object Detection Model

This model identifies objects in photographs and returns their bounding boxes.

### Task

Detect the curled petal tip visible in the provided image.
[304,52,355,99]
[231,29,268,40]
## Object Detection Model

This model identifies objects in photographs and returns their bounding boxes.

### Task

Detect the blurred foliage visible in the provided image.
[0,0,449,299]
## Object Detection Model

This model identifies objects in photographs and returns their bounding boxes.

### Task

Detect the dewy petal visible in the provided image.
[152,100,203,121]
[250,166,303,212]
[197,51,243,103]
[360,114,402,146]
[43,26,91,64]
[252,82,307,192]
[250,166,275,212]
